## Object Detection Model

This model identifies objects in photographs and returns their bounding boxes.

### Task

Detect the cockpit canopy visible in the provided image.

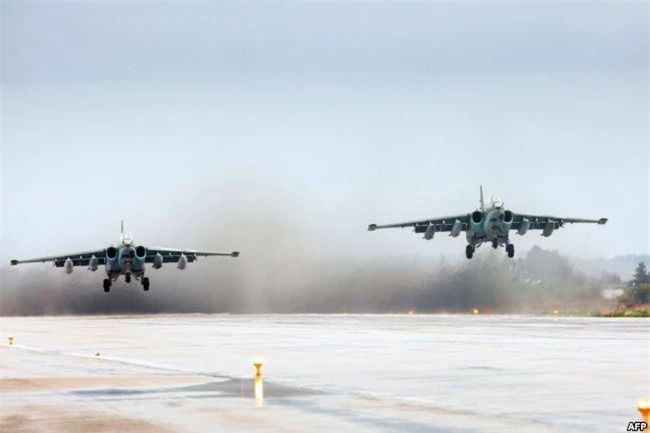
[120,232,134,246]
[489,195,504,209]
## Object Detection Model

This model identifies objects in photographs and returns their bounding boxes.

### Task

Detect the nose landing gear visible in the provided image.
[465,244,475,259]
[103,278,111,293]
[125,273,131,284]
[506,243,515,258]
[142,277,150,291]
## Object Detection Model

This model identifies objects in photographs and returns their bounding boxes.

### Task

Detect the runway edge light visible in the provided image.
[8,336,14,345]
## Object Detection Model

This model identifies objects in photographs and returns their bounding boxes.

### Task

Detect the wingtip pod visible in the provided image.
[10,259,18,266]
[598,218,608,225]
[231,251,240,258]
[368,224,377,231]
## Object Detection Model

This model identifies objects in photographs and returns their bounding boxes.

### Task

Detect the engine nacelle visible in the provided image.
[177,253,187,270]
[132,245,147,270]
[88,255,98,271]
[153,253,163,269]
[470,211,484,234]
[517,218,530,235]
[542,220,555,237]
[424,224,436,240]
[105,246,120,270]
[450,220,463,237]
[500,210,514,233]
[64,258,74,274]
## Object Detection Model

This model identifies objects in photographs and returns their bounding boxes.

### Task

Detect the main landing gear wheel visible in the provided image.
[492,239,498,249]
[125,273,131,284]
[465,245,474,259]
[103,279,111,293]
[142,277,150,292]
[506,244,515,258]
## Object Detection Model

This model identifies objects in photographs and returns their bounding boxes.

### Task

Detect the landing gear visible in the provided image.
[125,273,131,283]
[492,239,498,249]
[506,243,515,258]
[465,244,475,259]
[103,278,111,293]
[142,277,150,292]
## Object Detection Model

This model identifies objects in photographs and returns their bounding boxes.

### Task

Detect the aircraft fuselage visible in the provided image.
[467,207,512,247]
[105,245,146,282]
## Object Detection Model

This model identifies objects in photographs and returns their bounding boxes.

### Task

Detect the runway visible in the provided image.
[0,314,647,433]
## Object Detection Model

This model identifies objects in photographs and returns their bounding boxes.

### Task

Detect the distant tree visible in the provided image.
[632,262,650,286]
[598,272,622,286]
[522,245,574,283]
[621,284,650,304]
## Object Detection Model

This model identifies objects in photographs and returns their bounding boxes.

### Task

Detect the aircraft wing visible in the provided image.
[511,214,607,231]
[10,250,107,267]
[145,247,239,264]
[368,214,470,234]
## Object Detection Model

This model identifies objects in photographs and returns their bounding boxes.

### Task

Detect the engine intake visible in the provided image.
[135,245,146,259]
[470,211,485,236]
[500,210,514,233]
[106,246,118,260]
[105,246,121,271]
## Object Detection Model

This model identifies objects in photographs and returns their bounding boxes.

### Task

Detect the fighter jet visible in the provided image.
[368,187,607,259]
[10,221,239,292]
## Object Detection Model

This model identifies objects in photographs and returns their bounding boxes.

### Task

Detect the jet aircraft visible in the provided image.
[10,222,239,292]
[368,187,607,259]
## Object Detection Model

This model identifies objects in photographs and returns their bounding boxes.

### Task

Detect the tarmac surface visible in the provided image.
[0,314,647,433]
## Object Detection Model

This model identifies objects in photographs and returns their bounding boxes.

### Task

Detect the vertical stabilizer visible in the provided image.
[121,220,124,234]
[479,186,485,212]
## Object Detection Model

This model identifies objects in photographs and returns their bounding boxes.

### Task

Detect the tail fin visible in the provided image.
[479,186,485,212]
[121,220,124,234]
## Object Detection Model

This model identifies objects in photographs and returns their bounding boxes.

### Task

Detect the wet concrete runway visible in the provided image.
[0,314,647,432]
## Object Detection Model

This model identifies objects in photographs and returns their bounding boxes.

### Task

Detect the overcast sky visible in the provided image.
[1,1,648,266]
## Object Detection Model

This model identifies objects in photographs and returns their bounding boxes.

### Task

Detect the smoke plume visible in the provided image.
[0,182,616,316]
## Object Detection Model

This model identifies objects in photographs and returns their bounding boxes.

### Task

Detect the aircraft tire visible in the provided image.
[465,245,474,259]
[125,273,131,284]
[492,239,498,249]
[142,277,150,292]
[103,279,111,293]
[507,244,515,258]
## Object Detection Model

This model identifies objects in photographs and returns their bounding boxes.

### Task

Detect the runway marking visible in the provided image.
[1,342,229,379]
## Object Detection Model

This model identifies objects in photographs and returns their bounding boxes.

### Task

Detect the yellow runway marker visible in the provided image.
[473,308,479,315]
[252,359,264,407]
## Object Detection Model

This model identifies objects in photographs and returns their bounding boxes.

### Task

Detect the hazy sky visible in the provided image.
[1,1,648,266]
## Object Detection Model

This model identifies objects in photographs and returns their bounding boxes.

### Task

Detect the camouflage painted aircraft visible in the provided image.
[368,187,607,259]
[10,221,239,292]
